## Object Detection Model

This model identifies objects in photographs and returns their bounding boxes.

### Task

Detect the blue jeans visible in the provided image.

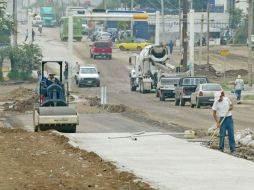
[235,90,242,101]
[219,116,235,153]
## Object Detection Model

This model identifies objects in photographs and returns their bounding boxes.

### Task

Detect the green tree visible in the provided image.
[0,0,14,80]
[6,43,42,80]
[229,8,243,29]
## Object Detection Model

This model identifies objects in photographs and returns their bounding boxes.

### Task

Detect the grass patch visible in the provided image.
[221,83,233,91]
[243,95,254,100]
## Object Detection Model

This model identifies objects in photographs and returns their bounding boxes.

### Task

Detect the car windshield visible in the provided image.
[182,78,207,85]
[94,42,111,48]
[135,39,146,43]
[161,78,179,85]
[202,84,221,91]
[80,68,97,74]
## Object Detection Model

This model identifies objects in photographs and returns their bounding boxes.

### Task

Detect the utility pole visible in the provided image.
[131,0,134,10]
[199,14,204,65]
[179,0,182,59]
[13,0,17,47]
[182,0,188,69]
[131,0,134,37]
[207,0,210,65]
[161,0,165,43]
[103,0,106,10]
[248,0,253,86]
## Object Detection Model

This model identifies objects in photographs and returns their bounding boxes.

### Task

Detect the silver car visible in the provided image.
[190,83,224,108]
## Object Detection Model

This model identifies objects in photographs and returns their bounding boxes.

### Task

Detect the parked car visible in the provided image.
[75,65,100,87]
[156,76,180,101]
[190,83,224,108]
[175,77,208,106]
[116,38,151,51]
[95,32,112,41]
[90,41,112,59]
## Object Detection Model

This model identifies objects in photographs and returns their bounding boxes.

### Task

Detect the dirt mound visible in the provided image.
[194,64,248,79]
[105,104,127,113]
[84,96,101,107]
[225,69,248,77]
[0,87,36,112]
[7,86,35,100]
[0,127,154,190]
[195,64,219,79]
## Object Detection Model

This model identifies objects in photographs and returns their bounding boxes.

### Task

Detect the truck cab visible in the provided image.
[40,7,55,27]
[90,41,112,59]
[175,77,208,106]
[156,76,180,101]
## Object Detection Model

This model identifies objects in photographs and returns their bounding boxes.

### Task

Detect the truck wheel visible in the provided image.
[180,97,185,106]
[196,98,200,108]
[160,92,165,101]
[131,86,136,91]
[190,102,195,108]
[108,55,112,60]
[34,125,39,132]
[175,98,180,106]
[93,55,96,59]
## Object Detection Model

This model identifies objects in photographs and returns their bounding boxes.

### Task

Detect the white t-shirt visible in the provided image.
[235,78,244,90]
[212,97,232,117]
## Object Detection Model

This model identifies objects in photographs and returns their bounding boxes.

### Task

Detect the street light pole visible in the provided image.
[207,0,210,65]
[199,14,204,65]
[179,0,182,55]
[248,0,253,86]
[161,0,165,43]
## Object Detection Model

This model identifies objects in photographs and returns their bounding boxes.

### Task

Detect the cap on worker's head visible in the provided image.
[49,73,55,76]
[238,75,241,79]
[214,91,223,101]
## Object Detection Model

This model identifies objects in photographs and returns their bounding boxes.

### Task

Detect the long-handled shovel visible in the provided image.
[207,111,229,146]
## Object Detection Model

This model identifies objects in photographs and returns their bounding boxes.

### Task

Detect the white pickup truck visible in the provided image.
[75,65,100,87]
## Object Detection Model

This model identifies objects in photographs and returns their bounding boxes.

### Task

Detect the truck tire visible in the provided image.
[190,102,195,108]
[196,98,200,108]
[131,86,136,91]
[175,98,180,106]
[93,55,96,60]
[160,92,165,101]
[108,55,112,60]
[34,125,39,132]
[180,97,185,106]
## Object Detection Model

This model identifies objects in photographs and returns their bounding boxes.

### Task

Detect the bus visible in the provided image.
[59,17,83,41]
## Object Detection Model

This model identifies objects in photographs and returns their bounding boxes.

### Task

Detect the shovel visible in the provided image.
[207,111,229,146]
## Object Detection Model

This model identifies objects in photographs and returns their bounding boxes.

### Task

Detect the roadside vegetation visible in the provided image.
[0,1,42,81]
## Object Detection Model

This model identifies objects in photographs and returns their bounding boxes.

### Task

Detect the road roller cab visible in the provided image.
[33,59,79,133]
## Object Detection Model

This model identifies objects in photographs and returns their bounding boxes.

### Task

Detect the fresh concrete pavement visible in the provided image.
[16,26,254,190]
[66,133,254,190]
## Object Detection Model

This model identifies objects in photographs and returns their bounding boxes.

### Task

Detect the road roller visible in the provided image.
[33,59,79,133]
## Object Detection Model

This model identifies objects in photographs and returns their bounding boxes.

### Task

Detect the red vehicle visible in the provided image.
[90,41,112,60]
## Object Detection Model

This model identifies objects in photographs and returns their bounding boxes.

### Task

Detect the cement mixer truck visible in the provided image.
[129,45,169,93]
